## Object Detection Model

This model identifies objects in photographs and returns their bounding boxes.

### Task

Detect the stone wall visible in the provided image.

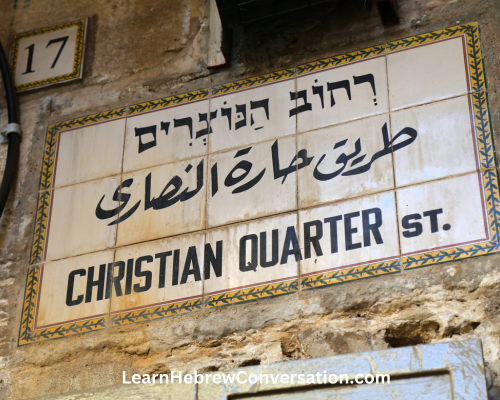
[0,0,499,399]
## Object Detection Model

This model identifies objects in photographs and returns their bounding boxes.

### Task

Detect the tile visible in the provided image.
[123,99,209,173]
[387,36,469,110]
[298,114,394,208]
[115,156,207,247]
[35,250,114,329]
[391,96,477,187]
[53,118,126,188]
[110,232,204,314]
[14,23,81,88]
[299,191,400,277]
[204,213,299,297]
[207,137,297,228]
[44,176,120,262]
[396,173,488,256]
[210,78,296,153]
[296,56,388,133]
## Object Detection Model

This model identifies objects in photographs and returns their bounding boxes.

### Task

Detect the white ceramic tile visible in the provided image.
[15,25,79,86]
[111,232,204,313]
[116,156,207,247]
[296,56,388,133]
[204,213,298,295]
[396,173,488,255]
[299,191,399,277]
[45,176,120,262]
[36,250,114,328]
[391,95,477,187]
[298,114,394,208]
[123,99,209,173]
[210,79,296,153]
[207,137,297,228]
[387,36,469,110]
[54,118,126,188]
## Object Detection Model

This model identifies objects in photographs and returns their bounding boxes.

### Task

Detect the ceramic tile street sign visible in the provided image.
[20,23,497,345]
[10,18,87,92]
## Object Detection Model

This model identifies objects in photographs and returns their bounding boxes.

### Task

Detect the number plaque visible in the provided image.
[9,18,87,92]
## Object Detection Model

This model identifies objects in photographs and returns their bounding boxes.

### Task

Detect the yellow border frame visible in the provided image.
[20,23,498,345]
[10,18,87,92]
[19,108,125,345]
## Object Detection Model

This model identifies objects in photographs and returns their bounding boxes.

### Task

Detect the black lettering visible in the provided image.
[312,83,324,108]
[344,212,362,251]
[221,106,232,129]
[324,216,342,254]
[180,247,202,284]
[402,213,423,238]
[423,209,443,233]
[105,262,113,300]
[172,249,180,286]
[235,104,247,130]
[196,111,217,139]
[280,226,302,264]
[66,269,85,307]
[289,90,312,117]
[260,230,279,268]
[134,256,153,293]
[327,80,351,106]
[112,261,125,297]
[125,258,134,295]
[95,178,140,226]
[304,220,323,259]
[353,74,376,96]
[155,251,172,289]
[174,117,193,139]
[240,234,258,271]
[85,264,106,303]
[211,163,219,196]
[46,36,69,68]
[362,208,383,247]
[160,121,170,135]
[204,241,223,279]
[135,125,157,153]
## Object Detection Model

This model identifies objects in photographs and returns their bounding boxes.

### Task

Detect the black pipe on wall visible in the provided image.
[0,40,20,220]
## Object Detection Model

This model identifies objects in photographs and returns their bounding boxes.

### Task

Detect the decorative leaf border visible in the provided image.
[205,279,298,309]
[212,69,295,96]
[301,259,400,291]
[129,89,209,115]
[18,264,107,346]
[110,279,298,328]
[110,298,203,327]
[10,18,87,92]
[20,23,499,345]
[296,45,386,76]
[29,107,126,266]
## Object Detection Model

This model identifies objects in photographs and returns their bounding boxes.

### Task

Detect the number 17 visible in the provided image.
[22,36,69,75]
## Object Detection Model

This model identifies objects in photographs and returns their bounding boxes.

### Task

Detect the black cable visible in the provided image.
[0,40,20,219]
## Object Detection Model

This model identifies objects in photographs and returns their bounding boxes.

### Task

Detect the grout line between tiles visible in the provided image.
[384,50,404,276]
[202,87,213,308]
[292,68,301,293]
[389,90,486,115]
[107,104,130,325]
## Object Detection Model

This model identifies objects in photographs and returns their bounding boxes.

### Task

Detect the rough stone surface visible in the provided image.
[0,0,499,399]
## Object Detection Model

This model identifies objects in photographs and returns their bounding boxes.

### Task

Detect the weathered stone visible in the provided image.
[0,0,500,399]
